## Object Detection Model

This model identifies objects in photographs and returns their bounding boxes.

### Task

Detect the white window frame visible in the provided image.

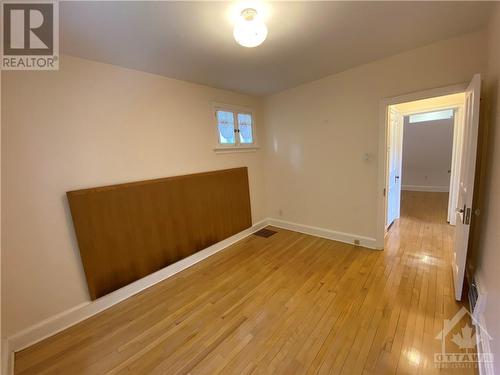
[212,102,258,152]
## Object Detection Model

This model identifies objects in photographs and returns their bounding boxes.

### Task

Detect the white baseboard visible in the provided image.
[476,314,495,375]
[471,275,495,375]
[267,218,379,250]
[402,185,450,192]
[7,219,268,354]
[6,217,379,367]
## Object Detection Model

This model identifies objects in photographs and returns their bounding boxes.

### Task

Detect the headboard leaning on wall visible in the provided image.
[67,167,252,300]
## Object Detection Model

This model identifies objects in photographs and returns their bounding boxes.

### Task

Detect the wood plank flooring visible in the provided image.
[14,191,477,374]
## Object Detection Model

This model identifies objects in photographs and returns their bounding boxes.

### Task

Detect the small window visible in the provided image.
[237,113,253,144]
[409,109,454,124]
[216,110,236,144]
[214,105,256,150]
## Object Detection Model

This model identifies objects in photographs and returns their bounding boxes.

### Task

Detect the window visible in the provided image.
[409,109,454,124]
[214,105,256,150]
[216,110,236,144]
[237,113,253,144]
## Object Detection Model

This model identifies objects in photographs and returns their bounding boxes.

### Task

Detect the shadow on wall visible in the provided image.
[469,79,497,275]
[61,194,90,299]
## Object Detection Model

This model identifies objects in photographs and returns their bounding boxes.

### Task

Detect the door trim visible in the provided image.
[376,83,468,249]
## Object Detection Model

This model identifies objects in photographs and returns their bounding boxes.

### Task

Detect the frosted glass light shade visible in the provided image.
[233,9,268,48]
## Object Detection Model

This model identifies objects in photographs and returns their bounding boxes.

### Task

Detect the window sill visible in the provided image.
[214,146,259,154]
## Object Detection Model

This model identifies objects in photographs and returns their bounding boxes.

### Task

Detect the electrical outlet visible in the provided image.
[354,239,360,246]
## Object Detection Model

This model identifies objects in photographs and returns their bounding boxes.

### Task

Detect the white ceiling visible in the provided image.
[60,1,493,96]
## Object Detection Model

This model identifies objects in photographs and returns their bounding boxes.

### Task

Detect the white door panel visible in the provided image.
[386,108,403,228]
[453,74,481,301]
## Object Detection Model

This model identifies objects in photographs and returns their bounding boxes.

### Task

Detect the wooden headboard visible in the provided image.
[67,167,252,300]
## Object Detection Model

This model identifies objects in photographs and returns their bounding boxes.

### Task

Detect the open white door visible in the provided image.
[448,107,464,226]
[386,108,404,228]
[453,74,481,301]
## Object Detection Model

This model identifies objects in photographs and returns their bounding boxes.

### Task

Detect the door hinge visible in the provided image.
[383,188,386,197]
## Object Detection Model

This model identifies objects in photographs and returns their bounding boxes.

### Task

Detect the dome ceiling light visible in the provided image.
[233,8,268,48]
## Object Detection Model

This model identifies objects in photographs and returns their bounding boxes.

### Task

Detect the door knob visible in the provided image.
[456,207,465,214]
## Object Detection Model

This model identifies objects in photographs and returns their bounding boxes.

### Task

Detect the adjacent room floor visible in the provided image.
[14,191,475,374]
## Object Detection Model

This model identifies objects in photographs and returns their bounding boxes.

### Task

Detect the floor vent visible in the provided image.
[469,279,479,313]
[468,277,486,320]
[254,228,277,238]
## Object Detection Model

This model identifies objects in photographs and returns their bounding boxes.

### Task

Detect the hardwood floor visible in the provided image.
[15,191,477,374]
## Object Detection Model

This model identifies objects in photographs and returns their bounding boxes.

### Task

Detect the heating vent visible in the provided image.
[468,277,486,320]
[469,279,479,313]
[254,228,277,238]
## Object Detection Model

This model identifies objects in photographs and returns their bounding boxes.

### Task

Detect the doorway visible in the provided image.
[385,93,465,230]
[377,76,482,302]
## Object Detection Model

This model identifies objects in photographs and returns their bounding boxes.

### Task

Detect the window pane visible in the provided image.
[216,110,235,144]
[237,113,253,144]
[409,109,454,124]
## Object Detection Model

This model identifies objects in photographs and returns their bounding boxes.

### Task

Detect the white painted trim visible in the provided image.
[402,185,450,192]
[268,218,380,250]
[381,83,468,107]
[376,100,389,249]
[7,219,268,354]
[448,105,465,225]
[377,82,468,248]
[214,147,259,154]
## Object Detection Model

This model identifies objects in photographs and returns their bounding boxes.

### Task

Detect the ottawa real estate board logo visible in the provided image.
[1,1,59,70]
[435,306,493,370]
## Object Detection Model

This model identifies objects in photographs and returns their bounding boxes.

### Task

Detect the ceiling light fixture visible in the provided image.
[233,8,268,48]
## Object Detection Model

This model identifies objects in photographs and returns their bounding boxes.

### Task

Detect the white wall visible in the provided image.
[475,4,500,374]
[263,31,487,241]
[402,117,454,191]
[1,55,265,338]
